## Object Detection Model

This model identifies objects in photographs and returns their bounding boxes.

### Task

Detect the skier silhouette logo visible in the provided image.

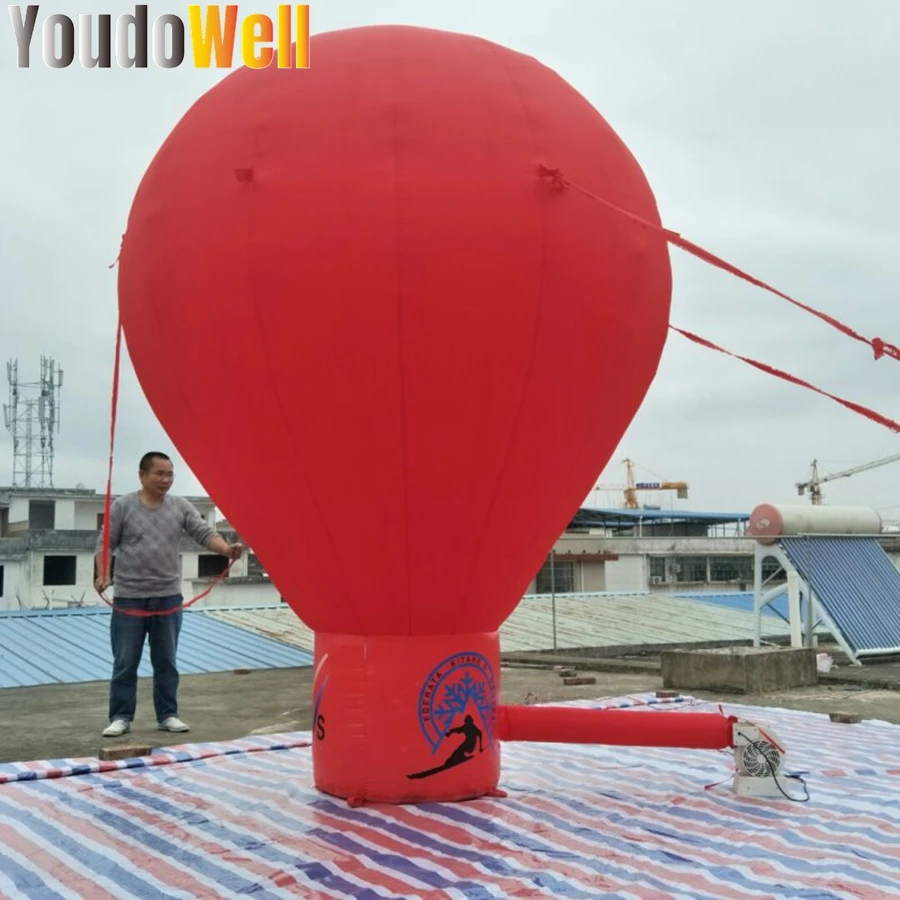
[409,650,496,780]
[408,714,484,780]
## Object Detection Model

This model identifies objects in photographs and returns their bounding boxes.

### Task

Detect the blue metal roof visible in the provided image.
[572,507,749,529]
[781,537,900,658]
[0,606,313,688]
[672,590,789,619]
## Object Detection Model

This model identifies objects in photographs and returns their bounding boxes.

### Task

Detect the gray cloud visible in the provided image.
[2,0,898,519]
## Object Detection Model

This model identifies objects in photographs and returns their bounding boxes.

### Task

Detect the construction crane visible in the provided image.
[796,452,900,505]
[593,458,689,509]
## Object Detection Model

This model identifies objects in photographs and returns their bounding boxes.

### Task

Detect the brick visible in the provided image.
[829,712,861,724]
[563,676,597,686]
[99,744,152,761]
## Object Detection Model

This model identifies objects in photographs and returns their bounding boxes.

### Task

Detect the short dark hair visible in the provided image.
[139,451,172,473]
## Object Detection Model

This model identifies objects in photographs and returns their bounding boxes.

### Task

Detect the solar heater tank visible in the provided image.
[748,504,883,544]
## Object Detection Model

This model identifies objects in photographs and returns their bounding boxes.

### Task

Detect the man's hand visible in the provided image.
[224,542,243,561]
[209,536,244,561]
[95,575,112,593]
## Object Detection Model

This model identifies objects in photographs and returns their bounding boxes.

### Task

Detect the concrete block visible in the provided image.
[557,669,577,678]
[829,712,861,724]
[661,647,817,694]
[563,676,597,686]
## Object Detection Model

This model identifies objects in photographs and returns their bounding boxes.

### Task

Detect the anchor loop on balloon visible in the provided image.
[536,163,569,192]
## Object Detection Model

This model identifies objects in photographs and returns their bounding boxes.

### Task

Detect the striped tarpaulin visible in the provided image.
[0,694,897,899]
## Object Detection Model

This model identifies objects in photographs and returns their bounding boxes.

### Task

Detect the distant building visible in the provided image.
[534,506,900,596]
[15,484,896,611]
[532,508,770,595]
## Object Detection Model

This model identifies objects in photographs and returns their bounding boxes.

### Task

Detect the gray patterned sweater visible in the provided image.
[96,492,217,599]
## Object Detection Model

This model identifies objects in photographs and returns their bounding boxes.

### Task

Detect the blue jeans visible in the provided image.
[109,595,183,723]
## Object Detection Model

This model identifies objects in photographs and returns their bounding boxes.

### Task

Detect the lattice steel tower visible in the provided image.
[3,357,64,487]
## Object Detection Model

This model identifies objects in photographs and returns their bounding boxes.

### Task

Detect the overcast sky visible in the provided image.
[2,0,898,519]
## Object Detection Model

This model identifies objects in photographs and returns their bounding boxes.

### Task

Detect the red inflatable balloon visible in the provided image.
[118,25,674,802]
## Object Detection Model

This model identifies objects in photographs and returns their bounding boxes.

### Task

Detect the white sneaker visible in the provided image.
[102,719,131,738]
[157,716,190,733]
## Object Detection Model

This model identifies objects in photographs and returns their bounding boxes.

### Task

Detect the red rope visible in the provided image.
[95,566,236,618]
[671,326,900,434]
[96,318,235,618]
[536,165,900,363]
[99,319,122,595]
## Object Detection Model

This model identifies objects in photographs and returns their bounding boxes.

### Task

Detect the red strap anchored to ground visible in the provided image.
[536,164,900,363]
[96,317,236,617]
[99,319,122,594]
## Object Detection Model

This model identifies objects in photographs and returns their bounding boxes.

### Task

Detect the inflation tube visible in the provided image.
[495,705,737,749]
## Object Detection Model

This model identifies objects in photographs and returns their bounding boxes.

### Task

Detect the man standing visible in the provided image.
[95,451,242,738]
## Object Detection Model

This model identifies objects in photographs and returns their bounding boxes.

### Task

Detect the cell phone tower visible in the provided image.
[3,357,64,488]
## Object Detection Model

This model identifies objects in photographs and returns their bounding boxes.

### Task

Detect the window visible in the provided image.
[30,500,55,529]
[44,555,76,586]
[762,558,785,581]
[709,556,754,583]
[198,554,229,578]
[674,556,708,583]
[651,555,760,585]
[535,557,576,593]
[0,564,4,595]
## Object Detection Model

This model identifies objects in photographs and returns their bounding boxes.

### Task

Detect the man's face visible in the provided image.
[140,458,174,495]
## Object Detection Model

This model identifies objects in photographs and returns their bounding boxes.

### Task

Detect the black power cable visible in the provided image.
[735,729,810,803]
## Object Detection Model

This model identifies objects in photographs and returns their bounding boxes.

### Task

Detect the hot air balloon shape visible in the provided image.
[118,25,736,805]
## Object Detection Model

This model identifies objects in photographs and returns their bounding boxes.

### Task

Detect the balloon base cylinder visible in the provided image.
[312,632,502,804]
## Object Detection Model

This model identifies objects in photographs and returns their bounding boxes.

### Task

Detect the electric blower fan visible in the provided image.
[732,721,787,798]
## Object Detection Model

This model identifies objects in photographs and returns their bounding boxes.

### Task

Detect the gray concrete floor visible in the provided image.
[1,658,899,765]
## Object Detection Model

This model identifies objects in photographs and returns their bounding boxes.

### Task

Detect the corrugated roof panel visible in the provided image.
[205,592,794,654]
[499,593,793,651]
[180,614,311,674]
[781,536,900,657]
[0,607,313,688]
[206,606,316,652]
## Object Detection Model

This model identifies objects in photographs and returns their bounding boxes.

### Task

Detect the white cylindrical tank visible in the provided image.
[748,504,883,544]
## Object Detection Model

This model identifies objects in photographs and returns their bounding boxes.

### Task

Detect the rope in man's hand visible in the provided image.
[94,555,238,618]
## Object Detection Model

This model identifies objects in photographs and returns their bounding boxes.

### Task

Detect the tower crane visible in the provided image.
[593,458,689,509]
[796,451,900,505]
